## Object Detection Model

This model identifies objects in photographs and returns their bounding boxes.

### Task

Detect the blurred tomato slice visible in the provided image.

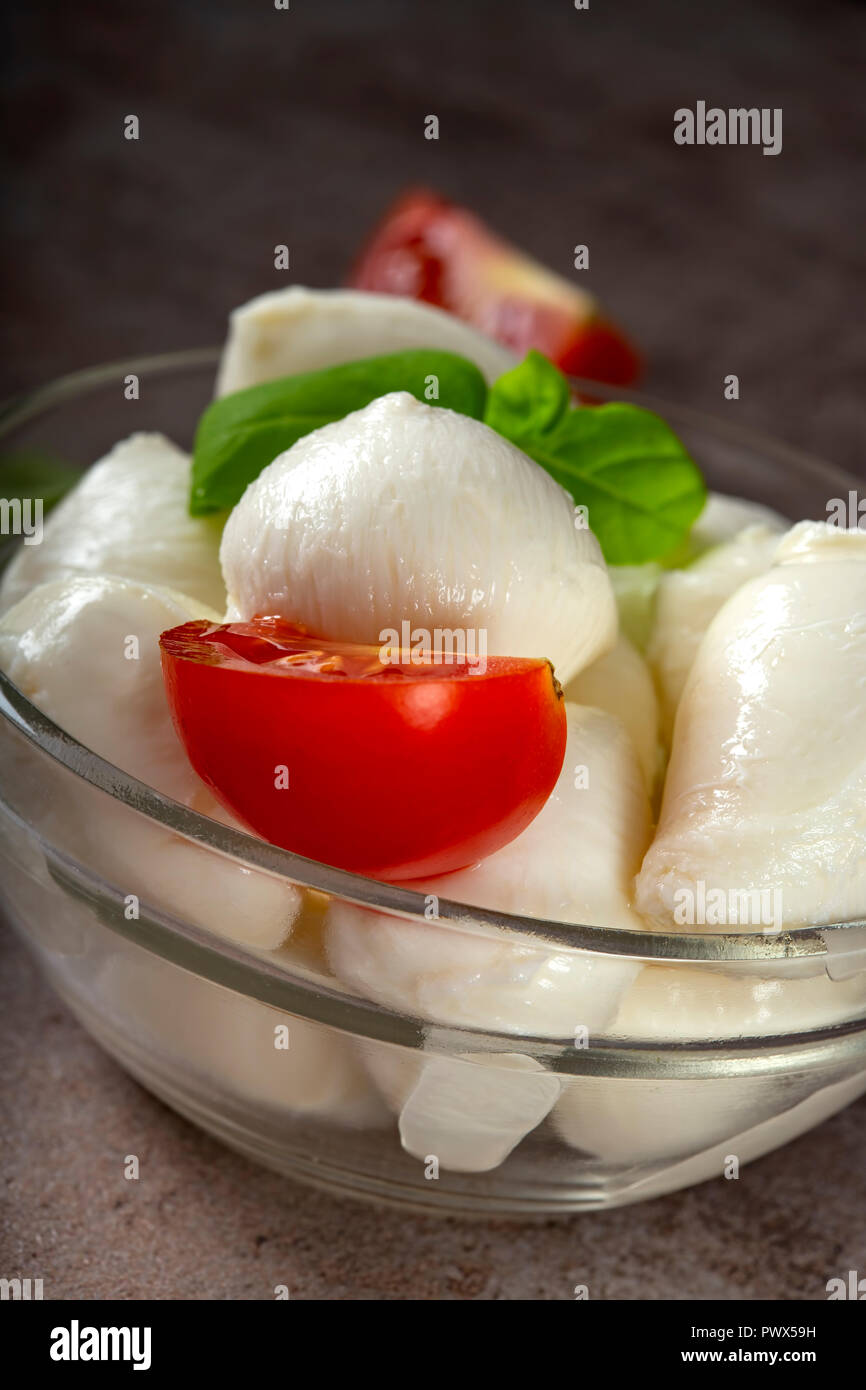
[348,188,641,386]
[160,618,566,881]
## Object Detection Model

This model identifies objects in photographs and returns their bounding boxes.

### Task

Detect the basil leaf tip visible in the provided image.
[484,351,706,564]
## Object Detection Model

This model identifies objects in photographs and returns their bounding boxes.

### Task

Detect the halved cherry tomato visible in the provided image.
[159,618,566,880]
[348,188,641,386]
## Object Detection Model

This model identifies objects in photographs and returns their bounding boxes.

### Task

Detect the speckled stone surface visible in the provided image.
[1,0,865,1300]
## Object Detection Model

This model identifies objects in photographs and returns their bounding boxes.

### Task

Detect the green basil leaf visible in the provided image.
[190,349,488,515]
[523,403,706,564]
[486,352,706,564]
[484,348,570,438]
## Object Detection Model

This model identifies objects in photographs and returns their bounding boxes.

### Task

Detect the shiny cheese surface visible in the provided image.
[221,391,616,685]
[637,524,866,930]
[0,575,300,949]
[325,703,652,1038]
[0,433,226,615]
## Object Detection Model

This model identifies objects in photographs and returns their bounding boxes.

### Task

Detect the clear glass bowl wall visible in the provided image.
[1,352,865,1216]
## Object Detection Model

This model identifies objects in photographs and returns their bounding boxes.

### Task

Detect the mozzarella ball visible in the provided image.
[637,524,866,931]
[648,524,783,741]
[325,703,651,1170]
[99,910,389,1127]
[221,392,616,684]
[215,285,516,396]
[689,492,787,552]
[605,496,786,660]
[612,962,866,1041]
[564,633,661,792]
[775,517,866,566]
[325,703,652,1038]
[0,434,226,614]
[0,574,218,798]
[608,563,662,652]
[627,1071,866,1203]
[0,575,301,949]
[552,962,866,1163]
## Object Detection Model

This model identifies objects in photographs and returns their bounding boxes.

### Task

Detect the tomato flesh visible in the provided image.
[159,618,566,880]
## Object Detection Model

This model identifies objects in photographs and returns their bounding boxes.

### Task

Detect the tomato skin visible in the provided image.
[556,320,642,389]
[160,620,566,880]
[348,188,641,387]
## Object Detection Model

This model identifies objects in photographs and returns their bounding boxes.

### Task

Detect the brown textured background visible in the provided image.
[1,0,865,1300]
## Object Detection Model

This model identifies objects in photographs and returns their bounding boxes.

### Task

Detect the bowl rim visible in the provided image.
[1,348,866,1027]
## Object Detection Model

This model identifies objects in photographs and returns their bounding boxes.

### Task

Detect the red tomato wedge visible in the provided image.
[347,187,641,386]
[159,618,566,881]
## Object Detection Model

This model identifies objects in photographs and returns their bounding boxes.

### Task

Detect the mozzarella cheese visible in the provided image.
[606,495,786,658]
[221,391,616,684]
[689,492,787,552]
[324,703,651,1171]
[564,633,661,791]
[552,961,866,1163]
[648,524,784,741]
[326,703,652,1035]
[608,563,662,652]
[0,575,300,949]
[629,1071,866,1201]
[215,285,516,396]
[369,1049,562,1173]
[0,434,226,614]
[99,916,390,1127]
[636,524,866,931]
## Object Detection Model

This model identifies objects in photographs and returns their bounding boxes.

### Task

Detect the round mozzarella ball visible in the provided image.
[324,704,652,1171]
[552,962,866,1163]
[1,434,226,614]
[689,492,787,553]
[99,930,389,1127]
[0,575,300,949]
[325,704,652,1039]
[221,392,616,685]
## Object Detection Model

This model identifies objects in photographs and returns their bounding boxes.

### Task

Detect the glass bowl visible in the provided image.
[1,351,865,1217]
